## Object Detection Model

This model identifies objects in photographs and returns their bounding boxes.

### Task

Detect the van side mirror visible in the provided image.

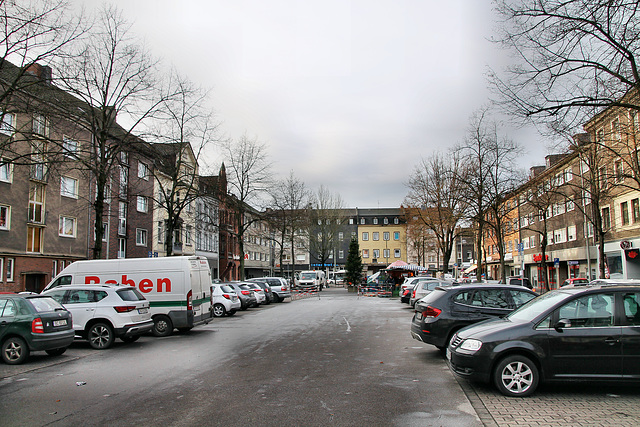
[554,318,572,331]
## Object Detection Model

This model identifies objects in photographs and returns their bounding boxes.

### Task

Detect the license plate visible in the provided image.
[138,308,148,314]
[53,319,67,327]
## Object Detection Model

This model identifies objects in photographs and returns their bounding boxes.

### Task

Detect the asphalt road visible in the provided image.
[0,288,480,427]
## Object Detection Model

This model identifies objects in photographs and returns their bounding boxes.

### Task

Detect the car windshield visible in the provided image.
[300,273,316,280]
[505,290,571,322]
[221,285,235,293]
[117,288,146,301]
[28,297,65,312]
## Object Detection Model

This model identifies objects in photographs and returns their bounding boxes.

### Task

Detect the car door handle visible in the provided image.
[604,337,619,345]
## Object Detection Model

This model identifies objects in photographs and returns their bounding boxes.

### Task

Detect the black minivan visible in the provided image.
[448,281,640,397]
[411,284,537,350]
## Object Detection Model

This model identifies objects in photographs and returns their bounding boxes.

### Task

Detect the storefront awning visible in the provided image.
[463,264,477,274]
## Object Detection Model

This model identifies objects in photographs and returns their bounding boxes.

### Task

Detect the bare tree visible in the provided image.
[490,0,640,132]
[0,0,85,165]
[220,133,272,280]
[56,5,168,259]
[266,171,310,277]
[148,74,218,256]
[404,152,466,275]
[308,185,346,271]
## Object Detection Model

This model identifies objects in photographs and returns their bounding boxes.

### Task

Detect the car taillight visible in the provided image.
[241,290,251,296]
[412,289,416,298]
[223,294,231,300]
[114,306,136,313]
[187,290,193,311]
[32,318,44,333]
[422,306,442,318]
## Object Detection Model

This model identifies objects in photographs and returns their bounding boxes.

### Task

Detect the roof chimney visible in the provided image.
[25,63,52,84]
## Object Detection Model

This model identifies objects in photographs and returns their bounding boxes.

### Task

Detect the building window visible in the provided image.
[373,218,378,225]
[6,258,14,281]
[60,176,78,199]
[52,260,58,278]
[568,225,577,241]
[383,232,390,241]
[339,250,344,259]
[136,196,148,213]
[585,221,594,238]
[136,228,147,246]
[138,162,149,180]
[120,151,129,165]
[0,112,14,135]
[529,235,535,248]
[118,238,126,258]
[0,205,10,230]
[33,114,47,136]
[394,231,400,240]
[349,218,354,225]
[157,221,164,244]
[362,232,369,241]
[633,199,640,223]
[394,248,401,258]
[185,226,192,245]
[566,198,575,212]
[360,218,365,224]
[0,160,12,183]
[59,216,76,238]
[602,207,611,230]
[394,217,399,224]
[119,166,128,198]
[28,184,45,224]
[614,159,624,183]
[27,226,43,253]
[373,232,379,241]
[622,201,630,226]
[383,217,388,225]
[118,202,127,235]
[383,249,390,259]
[338,232,343,241]
[63,137,78,158]
[373,249,380,259]
[565,167,573,182]
[362,249,369,258]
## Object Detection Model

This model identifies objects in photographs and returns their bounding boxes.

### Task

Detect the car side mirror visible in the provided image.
[554,318,572,331]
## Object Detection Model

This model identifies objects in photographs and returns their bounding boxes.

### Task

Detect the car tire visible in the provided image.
[121,335,140,343]
[493,355,539,397]
[227,309,236,316]
[153,315,173,337]
[212,303,226,317]
[2,337,29,365]
[241,303,248,311]
[45,347,67,356]
[88,323,114,350]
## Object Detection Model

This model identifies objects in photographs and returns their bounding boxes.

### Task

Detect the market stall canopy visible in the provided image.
[464,264,477,274]
[385,261,428,272]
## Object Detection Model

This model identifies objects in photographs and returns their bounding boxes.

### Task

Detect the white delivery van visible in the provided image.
[295,270,325,291]
[43,256,212,336]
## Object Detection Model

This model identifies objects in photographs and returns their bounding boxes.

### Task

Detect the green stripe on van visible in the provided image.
[150,300,187,308]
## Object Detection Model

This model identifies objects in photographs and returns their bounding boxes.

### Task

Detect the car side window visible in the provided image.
[510,290,536,308]
[0,299,7,316]
[453,291,471,304]
[557,293,614,327]
[470,289,509,308]
[67,290,93,304]
[1,300,16,317]
[623,292,640,326]
[93,291,108,302]
[50,275,72,289]
[46,290,67,304]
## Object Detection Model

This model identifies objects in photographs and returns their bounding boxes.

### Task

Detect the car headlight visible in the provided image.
[459,339,482,352]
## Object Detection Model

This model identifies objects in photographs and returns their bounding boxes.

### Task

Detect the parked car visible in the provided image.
[447,281,640,397]
[246,279,274,304]
[248,277,291,302]
[561,278,589,287]
[243,283,266,305]
[401,277,434,304]
[411,284,537,350]
[507,276,533,289]
[42,284,154,349]
[211,284,241,317]
[410,279,450,307]
[0,294,75,365]
[228,283,257,310]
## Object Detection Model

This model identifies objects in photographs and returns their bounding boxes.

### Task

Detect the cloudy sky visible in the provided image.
[75,0,551,208]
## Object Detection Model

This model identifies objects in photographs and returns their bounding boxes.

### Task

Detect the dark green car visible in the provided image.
[0,294,75,365]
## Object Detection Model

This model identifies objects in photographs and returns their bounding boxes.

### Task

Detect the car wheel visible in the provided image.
[45,347,67,356]
[2,337,29,365]
[212,303,226,317]
[153,315,173,337]
[493,355,539,397]
[121,335,140,343]
[241,302,248,311]
[227,310,236,316]
[88,323,114,350]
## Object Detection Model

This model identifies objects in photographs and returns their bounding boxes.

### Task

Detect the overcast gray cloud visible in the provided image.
[74,0,551,208]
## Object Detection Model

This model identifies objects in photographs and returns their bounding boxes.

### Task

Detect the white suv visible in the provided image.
[42,284,154,349]
[211,284,241,317]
